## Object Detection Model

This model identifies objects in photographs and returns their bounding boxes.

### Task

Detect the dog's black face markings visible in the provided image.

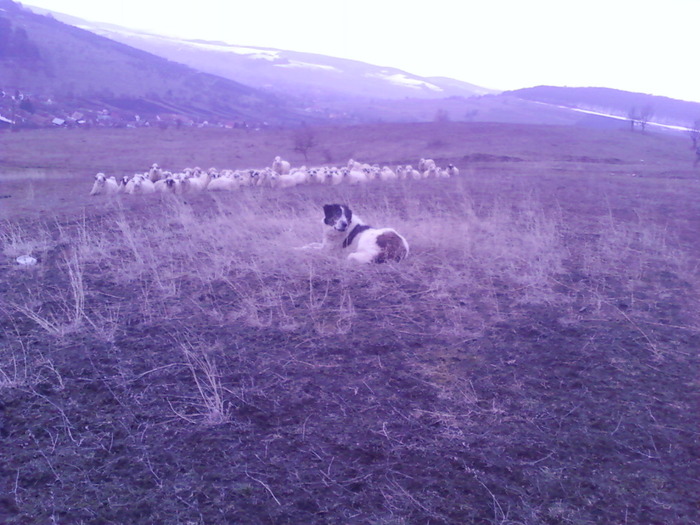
[323,204,341,225]
[323,204,352,232]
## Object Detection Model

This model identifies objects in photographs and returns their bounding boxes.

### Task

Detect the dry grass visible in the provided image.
[2,176,692,345]
[1,123,698,524]
[171,341,232,426]
[0,221,52,259]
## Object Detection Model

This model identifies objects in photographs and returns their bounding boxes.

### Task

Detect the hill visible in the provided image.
[12,5,597,128]
[508,86,700,129]
[0,0,309,127]
[26,8,496,102]
[37,6,696,131]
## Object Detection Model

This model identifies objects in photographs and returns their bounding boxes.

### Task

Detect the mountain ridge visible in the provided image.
[38,10,496,102]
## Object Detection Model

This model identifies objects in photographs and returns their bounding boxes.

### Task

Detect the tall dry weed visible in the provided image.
[172,341,231,426]
[0,221,52,259]
[5,247,92,337]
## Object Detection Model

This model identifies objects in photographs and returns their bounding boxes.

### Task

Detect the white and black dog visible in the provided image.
[302,204,409,263]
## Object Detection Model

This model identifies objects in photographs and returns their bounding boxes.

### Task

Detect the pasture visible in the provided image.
[0,122,698,524]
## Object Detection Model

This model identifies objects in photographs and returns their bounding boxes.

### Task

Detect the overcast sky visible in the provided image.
[23,0,700,103]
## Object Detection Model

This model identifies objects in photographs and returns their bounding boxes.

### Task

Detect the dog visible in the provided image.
[301,204,409,263]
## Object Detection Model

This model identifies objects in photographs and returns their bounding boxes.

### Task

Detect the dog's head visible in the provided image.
[323,204,353,232]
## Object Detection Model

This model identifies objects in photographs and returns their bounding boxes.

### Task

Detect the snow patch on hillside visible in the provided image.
[367,72,443,92]
[190,42,280,61]
[82,25,283,61]
[274,60,339,72]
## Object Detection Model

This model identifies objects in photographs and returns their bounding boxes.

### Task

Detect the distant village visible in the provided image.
[0,88,257,130]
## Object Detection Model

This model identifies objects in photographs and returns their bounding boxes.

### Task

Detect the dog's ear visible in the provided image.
[323,204,339,219]
[342,205,352,223]
[323,204,337,225]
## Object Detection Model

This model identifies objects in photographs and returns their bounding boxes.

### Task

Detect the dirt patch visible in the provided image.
[562,155,625,164]
[462,153,524,162]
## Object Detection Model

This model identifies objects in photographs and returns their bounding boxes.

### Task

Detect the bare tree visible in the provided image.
[293,126,317,162]
[639,105,654,132]
[688,118,700,150]
[627,105,654,132]
[692,119,700,168]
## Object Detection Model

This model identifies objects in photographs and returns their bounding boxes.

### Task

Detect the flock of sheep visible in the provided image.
[88,156,460,196]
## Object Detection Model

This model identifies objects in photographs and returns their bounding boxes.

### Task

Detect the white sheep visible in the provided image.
[125,174,156,194]
[166,178,186,194]
[418,158,436,173]
[423,165,439,179]
[275,168,308,189]
[148,163,163,182]
[123,175,138,194]
[139,176,156,194]
[186,169,211,191]
[95,155,455,200]
[272,156,291,175]
[325,167,344,185]
[117,176,130,193]
[306,168,323,185]
[346,168,368,185]
[235,170,253,187]
[274,174,298,189]
[207,174,238,191]
[291,167,310,184]
[365,166,379,181]
[254,168,272,187]
[154,177,184,194]
[249,169,264,186]
[379,166,397,182]
[261,171,279,188]
[154,178,169,192]
[405,165,422,180]
[89,173,119,196]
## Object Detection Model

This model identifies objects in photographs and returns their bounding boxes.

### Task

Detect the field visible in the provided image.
[1,122,699,524]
